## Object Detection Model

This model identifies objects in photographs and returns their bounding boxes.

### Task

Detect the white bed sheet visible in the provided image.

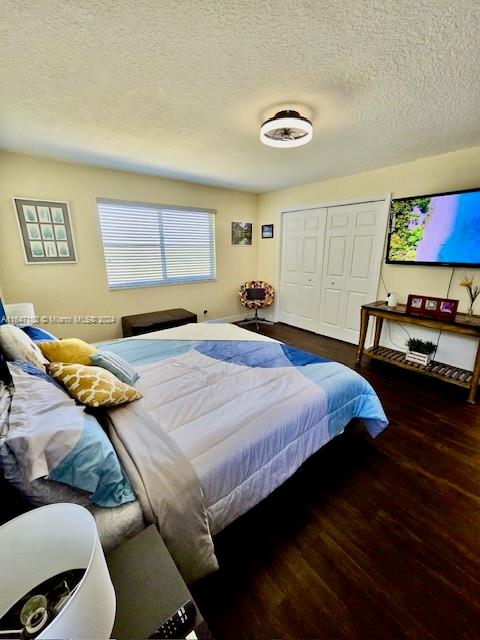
[130,321,278,343]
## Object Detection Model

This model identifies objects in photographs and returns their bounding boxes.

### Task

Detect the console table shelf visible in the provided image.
[356,301,480,404]
[364,346,473,388]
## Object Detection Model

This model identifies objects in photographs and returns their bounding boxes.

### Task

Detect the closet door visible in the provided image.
[279,209,326,331]
[317,201,388,343]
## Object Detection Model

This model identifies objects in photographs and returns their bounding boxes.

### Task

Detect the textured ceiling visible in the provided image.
[0,0,479,192]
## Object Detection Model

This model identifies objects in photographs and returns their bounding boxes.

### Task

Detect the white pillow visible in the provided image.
[0,324,48,371]
[6,363,84,481]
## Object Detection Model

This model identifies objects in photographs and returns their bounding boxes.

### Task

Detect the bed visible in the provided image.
[0,322,388,583]
[99,323,388,580]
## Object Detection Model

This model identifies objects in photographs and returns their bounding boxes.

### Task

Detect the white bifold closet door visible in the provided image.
[279,208,326,331]
[280,200,388,343]
[317,201,387,343]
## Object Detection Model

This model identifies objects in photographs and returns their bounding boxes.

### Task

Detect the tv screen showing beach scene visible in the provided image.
[386,189,480,266]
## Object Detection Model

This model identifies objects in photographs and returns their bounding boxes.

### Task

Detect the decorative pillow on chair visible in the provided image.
[37,337,97,365]
[48,362,142,407]
[0,324,48,371]
[90,351,140,385]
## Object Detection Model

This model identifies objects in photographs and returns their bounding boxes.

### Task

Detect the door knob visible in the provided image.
[330,281,335,285]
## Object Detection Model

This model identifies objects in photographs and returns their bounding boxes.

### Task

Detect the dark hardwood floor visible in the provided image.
[192,323,480,640]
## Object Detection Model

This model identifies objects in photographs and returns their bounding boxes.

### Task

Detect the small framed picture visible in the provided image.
[440,301,456,314]
[54,225,67,240]
[30,241,44,257]
[40,224,54,240]
[57,242,71,257]
[262,224,274,239]
[406,294,458,321]
[231,222,252,246]
[22,205,37,222]
[37,207,52,223]
[26,224,41,240]
[51,207,65,224]
[13,198,77,263]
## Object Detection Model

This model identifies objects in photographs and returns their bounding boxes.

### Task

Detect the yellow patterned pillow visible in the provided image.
[37,338,97,365]
[48,362,142,407]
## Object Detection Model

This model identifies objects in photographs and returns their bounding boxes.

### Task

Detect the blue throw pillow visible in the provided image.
[22,326,57,342]
[48,413,136,508]
[90,351,140,385]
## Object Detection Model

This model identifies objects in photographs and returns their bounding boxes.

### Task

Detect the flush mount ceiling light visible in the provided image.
[260,109,313,148]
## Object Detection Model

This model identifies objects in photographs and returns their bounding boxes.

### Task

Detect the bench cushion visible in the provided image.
[122,308,197,337]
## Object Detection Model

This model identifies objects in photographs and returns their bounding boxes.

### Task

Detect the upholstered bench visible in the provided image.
[121,308,197,337]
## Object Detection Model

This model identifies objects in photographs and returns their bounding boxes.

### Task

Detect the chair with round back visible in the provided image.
[238,281,275,329]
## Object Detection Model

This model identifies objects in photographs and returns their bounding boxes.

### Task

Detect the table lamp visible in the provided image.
[0,504,116,639]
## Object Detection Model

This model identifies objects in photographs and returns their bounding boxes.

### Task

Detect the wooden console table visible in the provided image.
[356,301,480,404]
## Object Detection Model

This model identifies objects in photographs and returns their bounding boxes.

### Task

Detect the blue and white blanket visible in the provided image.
[99,324,387,581]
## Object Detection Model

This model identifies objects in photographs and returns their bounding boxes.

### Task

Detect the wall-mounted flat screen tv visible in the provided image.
[386,188,480,267]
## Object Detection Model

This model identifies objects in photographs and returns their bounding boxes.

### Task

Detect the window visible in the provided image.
[97,199,216,289]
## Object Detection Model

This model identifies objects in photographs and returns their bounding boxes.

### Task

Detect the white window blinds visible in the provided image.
[97,199,216,289]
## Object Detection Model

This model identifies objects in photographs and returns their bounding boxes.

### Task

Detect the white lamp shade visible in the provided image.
[4,303,36,326]
[0,504,116,639]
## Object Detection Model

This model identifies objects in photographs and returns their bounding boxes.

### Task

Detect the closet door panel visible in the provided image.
[279,209,326,331]
[317,201,388,343]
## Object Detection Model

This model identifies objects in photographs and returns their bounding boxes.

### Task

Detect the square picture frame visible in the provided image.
[13,198,77,263]
[231,221,252,246]
[261,224,274,239]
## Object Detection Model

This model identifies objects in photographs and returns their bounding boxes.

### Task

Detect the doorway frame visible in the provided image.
[275,194,392,341]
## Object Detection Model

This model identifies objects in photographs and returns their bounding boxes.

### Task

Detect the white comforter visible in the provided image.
[102,323,388,582]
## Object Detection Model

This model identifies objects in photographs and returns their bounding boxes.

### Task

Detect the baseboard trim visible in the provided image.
[206,312,254,324]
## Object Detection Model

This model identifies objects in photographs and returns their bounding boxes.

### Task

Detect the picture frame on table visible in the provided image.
[406,294,458,321]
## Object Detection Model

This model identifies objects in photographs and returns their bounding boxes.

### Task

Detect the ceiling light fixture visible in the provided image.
[260,109,313,148]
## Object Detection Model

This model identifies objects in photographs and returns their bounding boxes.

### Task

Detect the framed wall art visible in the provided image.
[261,224,274,239]
[13,198,77,264]
[231,221,252,246]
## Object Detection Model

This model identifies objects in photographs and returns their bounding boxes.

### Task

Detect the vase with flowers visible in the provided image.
[460,274,480,320]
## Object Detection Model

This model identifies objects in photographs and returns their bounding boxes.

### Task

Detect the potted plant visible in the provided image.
[405,337,437,366]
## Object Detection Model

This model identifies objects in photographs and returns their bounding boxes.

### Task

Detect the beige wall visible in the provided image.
[1,146,479,366]
[0,152,258,341]
[258,146,480,368]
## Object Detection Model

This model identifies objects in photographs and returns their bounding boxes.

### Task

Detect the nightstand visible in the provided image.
[106,525,213,639]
